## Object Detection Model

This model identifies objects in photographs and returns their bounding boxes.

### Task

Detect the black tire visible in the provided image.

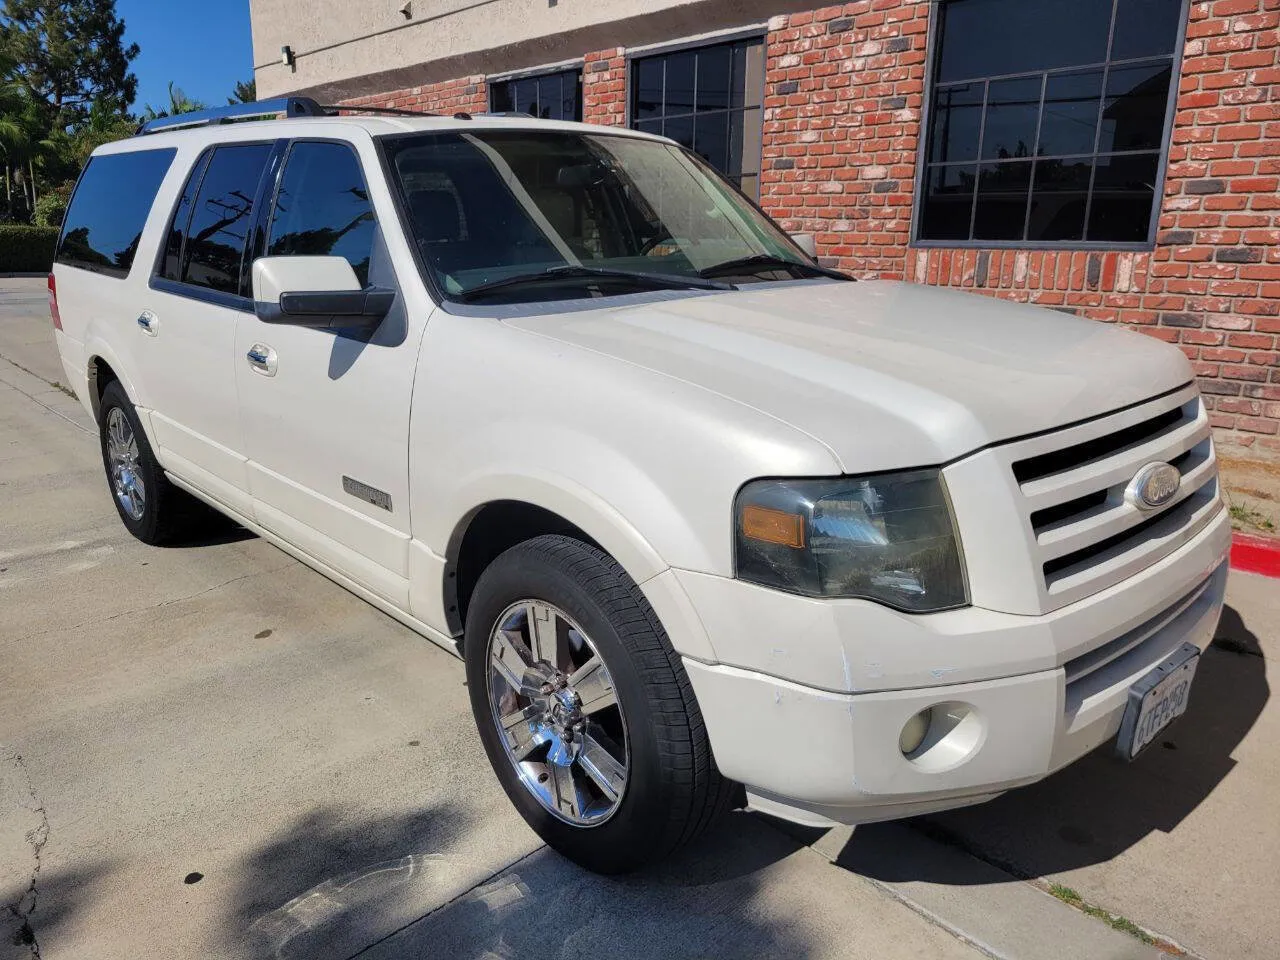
[98,380,210,545]
[464,535,735,874]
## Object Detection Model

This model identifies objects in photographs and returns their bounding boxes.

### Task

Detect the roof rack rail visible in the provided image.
[135,97,328,136]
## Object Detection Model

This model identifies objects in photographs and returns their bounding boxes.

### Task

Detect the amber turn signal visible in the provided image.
[741,504,805,549]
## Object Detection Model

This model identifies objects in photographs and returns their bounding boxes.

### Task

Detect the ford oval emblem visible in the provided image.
[1125,462,1181,511]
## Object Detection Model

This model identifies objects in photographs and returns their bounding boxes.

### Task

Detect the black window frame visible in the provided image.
[261,137,380,288]
[150,139,286,311]
[625,30,767,198]
[910,0,1192,251]
[488,65,584,121]
[55,147,178,280]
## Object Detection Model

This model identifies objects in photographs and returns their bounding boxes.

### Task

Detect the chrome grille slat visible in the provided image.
[996,386,1223,612]
[1034,441,1216,561]
[1019,414,1209,510]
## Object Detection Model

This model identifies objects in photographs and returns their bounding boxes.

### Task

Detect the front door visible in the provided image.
[233,137,424,606]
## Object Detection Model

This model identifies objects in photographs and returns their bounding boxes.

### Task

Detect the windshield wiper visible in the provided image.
[698,254,850,281]
[456,265,735,302]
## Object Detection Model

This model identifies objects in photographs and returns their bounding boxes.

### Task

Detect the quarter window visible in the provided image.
[180,143,274,295]
[268,141,377,286]
[56,148,176,278]
[490,69,582,121]
[630,38,764,198]
[917,0,1186,246]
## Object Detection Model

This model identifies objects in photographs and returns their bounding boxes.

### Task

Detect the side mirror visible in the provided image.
[790,233,818,257]
[251,255,394,331]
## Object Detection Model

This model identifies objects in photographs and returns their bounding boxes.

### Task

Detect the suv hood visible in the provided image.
[503,280,1192,473]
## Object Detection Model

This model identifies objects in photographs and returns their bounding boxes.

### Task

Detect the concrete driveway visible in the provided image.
[1,276,1275,959]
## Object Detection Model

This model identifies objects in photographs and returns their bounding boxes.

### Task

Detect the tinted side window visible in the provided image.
[183,143,273,295]
[57,149,176,278]
[267,141,376,286]
[160,152,210,282]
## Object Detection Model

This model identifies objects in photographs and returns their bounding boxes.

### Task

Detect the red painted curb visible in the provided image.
[1231,532,1280,579]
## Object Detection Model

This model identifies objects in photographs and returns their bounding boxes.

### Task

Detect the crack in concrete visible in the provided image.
[3,750,48,959]
[0,357,93,437]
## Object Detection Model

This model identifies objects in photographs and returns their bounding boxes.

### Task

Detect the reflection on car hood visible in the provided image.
[502,280,1193,473]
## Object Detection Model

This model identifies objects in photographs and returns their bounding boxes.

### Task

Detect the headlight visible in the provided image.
[734,470,968,612]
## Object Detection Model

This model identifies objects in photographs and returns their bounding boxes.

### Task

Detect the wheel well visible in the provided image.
[87,356,119,420]
[448,501,598,637]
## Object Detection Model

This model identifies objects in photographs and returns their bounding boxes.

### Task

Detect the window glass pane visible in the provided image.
[634,58,664,119]
[515,77,539,116]
[162,154,206,281]
[1099,62,1172,152]
[490,82,514,113]
[920,164,976,240]
[937,0,1112,83]
[982,77,1041,161]
[1027,157,1092,241]
[664,115,695,151]
[1087,152,1159,242]
[973,161,1031,239]
[268,142,376,286]
[1112,0,1184,61]
[732,42,764,109]
[57,148,175,278]
[183,143,272,294]
[694,111,729,171]
[635,118,662,137]
[1039,70,1103,157]
[929,82,984,163]
[665,51,696,115]
[729,107,762,177]
[697,44,731,111]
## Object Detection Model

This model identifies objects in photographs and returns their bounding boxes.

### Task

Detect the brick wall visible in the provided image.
[760,3,930,280]
[338,0,1280,458]
[338,75,487,117]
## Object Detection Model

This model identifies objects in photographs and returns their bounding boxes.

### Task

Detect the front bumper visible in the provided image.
[675,506,1231,827]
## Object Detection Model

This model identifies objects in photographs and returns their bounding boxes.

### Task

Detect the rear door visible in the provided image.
[233,136,423,606]
[144,140,280,515]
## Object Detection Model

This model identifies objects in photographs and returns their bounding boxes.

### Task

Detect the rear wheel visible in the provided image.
[464,535,734,873]
[98,381,209,544]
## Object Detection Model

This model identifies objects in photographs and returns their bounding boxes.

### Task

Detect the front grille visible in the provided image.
[1008,384,1219,607]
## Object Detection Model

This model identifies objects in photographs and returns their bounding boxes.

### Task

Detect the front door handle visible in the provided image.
[246,343,278,376]
[137,310,158,336]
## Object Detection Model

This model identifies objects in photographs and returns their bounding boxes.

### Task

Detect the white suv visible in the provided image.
[49,98,1230,873]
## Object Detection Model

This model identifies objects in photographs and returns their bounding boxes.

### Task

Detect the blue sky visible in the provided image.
[118,0,254,113]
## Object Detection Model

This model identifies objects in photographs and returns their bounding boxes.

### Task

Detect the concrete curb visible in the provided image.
[1231,532,1280,579]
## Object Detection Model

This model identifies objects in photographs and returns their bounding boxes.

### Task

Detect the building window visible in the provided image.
[489,69,582,121]
[630,37,764,198]
[917,0,1186,247]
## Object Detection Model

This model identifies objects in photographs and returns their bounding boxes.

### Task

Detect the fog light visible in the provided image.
[899,708,931,755]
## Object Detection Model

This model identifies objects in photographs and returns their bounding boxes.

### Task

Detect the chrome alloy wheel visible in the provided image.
[487,600,629,826]
[105,407,146,521]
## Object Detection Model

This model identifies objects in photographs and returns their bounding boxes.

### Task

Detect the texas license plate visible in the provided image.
[1116,642,1200,761]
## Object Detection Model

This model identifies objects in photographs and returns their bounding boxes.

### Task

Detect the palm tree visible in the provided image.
[142,81,206,121]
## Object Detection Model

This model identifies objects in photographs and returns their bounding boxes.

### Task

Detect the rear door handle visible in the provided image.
[137,311,158,336]
[246,343,278,376]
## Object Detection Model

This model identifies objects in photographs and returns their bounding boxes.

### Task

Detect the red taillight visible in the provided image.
[48,273,62,331]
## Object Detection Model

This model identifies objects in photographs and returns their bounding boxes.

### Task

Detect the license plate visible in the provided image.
[1116,642,1200,761]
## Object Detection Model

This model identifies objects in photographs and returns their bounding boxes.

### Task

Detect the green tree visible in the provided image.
[228,77,255,104]
[142,80,205,120]
[0,0,139,129]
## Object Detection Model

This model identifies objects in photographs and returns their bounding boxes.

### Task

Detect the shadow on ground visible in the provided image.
[228,807,814,960]
[2,861,114,960]
[839,604,1268,883]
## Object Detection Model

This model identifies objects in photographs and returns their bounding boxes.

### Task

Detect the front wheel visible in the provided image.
[464,535,734,873]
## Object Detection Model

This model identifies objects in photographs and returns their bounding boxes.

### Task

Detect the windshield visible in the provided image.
[380,129,820,302]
